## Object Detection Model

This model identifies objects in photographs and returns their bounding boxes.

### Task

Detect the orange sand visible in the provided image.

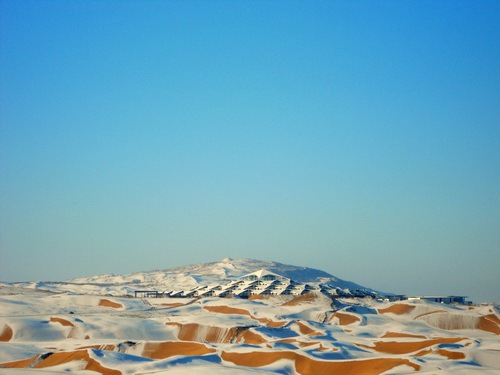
[294,355,420,375]
[296,321,322,336]
[478,314,500,335]
[161,302,185,307]
[0,350,120,375]
[0,323,13,341]
[417,311,499,333]
[414,348,466,360]
[282,292,318,306]
[266,320,287,328]
[165,322,182,327]
[278,338,297,344]
[222,350,296,367]
[330,312,361,325]
[50,317,75,327]
[221,350,420,375]
[484,313,500,324]
[142,341,216,359]
[203,305,273,325]
[414,310,446,320]
[248,295,265,300]
[296,341,318,348]
[414,348,432,357]
[0,356,38,368]
[435,349,466,360]
[77,344,116,351]
[98,299,123,309]
[382,331,427,339]
[167,322,268,344]
[204,305,253,318]
[34,350,121,375]
[361,337,466,355]
[236,329,268,345]
[177,323,236,343]
[278,339,328,350]
[49,317,81,339]
[377,304,415,315]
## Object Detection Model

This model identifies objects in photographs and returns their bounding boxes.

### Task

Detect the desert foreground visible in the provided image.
[0,287,498,375]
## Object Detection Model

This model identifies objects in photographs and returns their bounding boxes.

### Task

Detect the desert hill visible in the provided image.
[5,258,380,297]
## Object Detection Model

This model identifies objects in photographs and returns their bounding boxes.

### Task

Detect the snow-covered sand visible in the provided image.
[0,286,498,374]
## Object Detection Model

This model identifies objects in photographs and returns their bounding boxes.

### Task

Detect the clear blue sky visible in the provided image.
[1,0,499,302]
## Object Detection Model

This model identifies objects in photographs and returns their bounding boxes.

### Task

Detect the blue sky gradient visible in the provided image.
[1,0,499,302]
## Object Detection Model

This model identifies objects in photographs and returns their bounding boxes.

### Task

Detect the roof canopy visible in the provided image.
[240,269,290,281]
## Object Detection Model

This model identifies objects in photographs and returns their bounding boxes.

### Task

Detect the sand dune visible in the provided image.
[161,302,185,307]
[98,299,123,309]
[142,341,216,359]
[204,305,254,318]
[0,350,121,375]
[35,350,120,375]
[281,292,318,306]
[381,331,427,339]
[330,311,361,325]
[0,291,498,374]
[0,323,13,341]
[50,317,74,327]
[235,329,268,345]
[0,356,38,369]
[203,304,275,325]
[435,348,466,360]
[478,314,500,334]
[377,303,415,315]
[176,323,237,343]
[295,321,322,336]
[221,350,421,375]
[360,337,467,355]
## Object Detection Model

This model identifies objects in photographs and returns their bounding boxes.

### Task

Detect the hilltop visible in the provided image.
[5,258,381,297]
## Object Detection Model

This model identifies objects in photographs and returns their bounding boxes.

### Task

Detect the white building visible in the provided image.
[407,296,469,305]
[171,269,314,298]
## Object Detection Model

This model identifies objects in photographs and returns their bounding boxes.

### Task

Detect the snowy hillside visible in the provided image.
[5,258,380,297]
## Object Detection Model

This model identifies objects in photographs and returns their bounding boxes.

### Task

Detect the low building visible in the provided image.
[407,296,469,305]
[215,269,314,297]
[134,269,316,299]
[134,290,164,298]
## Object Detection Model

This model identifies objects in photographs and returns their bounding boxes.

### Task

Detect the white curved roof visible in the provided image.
[240,269,289,281]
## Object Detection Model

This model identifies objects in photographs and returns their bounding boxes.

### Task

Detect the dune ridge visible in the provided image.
[0,290,498,374]
[221,350,421,375]
[98,299,123,309]
[142,341,216,359]
[0,323,13,341]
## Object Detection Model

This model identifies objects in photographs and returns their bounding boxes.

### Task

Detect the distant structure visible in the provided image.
[132,269,470,304]
[383,295,407,302]
[134,290,165,298]
[134,269,376,299]
[407,296,470,305]
[172,269,314,298]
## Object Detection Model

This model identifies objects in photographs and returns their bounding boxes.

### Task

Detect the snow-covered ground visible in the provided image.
[0,259,498,374]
